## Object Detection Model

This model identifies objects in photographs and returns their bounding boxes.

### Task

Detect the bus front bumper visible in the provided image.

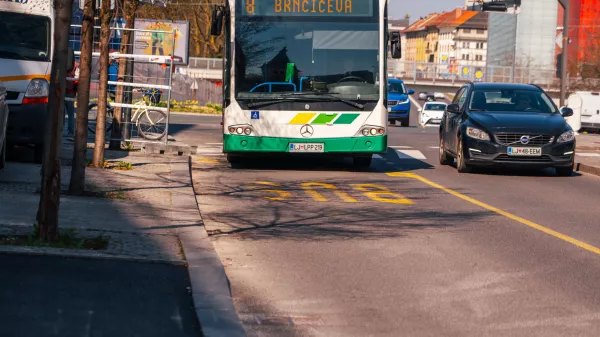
[223,135,387,154]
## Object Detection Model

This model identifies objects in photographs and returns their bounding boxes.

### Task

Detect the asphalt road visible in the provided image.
[160,112,600,336]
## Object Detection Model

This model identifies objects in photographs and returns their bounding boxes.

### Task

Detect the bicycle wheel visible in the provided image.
[136,109,167,140]
[88,103,113,134]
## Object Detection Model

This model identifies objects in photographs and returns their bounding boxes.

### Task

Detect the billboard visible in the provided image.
[133,19,190,65]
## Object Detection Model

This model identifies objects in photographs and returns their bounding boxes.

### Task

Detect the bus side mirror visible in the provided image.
[211,5,225,36]
[67,47,75,72]
[390,32,401,59]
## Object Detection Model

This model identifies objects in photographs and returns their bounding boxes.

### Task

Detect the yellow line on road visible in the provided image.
[387,172,600,256]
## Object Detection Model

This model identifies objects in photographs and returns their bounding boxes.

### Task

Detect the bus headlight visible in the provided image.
[359,125,385,137]
[228,124,256,136]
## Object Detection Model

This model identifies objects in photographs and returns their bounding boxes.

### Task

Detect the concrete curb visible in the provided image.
[576,162,600,177]
[577,146,600,152]
[171,156,246,337]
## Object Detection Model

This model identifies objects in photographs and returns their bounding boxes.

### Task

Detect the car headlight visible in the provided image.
[557,130,575,143]
[25,78,49,97]
[466,126,490,141]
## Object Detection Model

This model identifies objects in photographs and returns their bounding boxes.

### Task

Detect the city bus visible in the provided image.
[211,0,400,168]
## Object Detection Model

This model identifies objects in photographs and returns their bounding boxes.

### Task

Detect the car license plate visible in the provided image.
[289,143,324,153]
[507,147,542,156]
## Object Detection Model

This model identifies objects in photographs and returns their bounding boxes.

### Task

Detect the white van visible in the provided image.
[1,0,53,161]
[567,91,600,132]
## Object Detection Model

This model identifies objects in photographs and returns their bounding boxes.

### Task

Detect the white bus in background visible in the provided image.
[1,0,53,162]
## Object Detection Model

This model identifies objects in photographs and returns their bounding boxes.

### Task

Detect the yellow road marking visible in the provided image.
[289,113,316,125]
[196,157,220,164]
[387,172,600,256]
[301,182,358,203]
[351,183,413,204]
[252,182,291,201]
[0,74,50,82]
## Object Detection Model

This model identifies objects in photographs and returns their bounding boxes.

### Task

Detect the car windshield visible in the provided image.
[388,82,406,94]
[469,89,558,113]
[0,12,50,62]
[424,103,446,111]
[234,1,380,102]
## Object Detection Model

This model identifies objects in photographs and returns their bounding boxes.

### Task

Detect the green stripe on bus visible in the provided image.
[311,113,338,124]
[333,114,360,125]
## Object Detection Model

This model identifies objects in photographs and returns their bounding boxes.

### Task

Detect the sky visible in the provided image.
[389,0,466,22]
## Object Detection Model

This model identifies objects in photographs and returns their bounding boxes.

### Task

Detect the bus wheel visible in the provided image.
[353,155,372,169]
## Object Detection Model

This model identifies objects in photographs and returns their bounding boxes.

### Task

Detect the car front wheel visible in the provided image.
[456,137,472,173]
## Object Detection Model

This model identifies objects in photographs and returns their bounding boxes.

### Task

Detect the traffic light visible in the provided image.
[556,53,563,79]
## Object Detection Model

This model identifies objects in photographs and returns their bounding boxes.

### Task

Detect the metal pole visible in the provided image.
[559,0,570,107]
[163,29,176,146]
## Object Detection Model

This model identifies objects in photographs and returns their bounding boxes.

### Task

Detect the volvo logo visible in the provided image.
[300,124,314,138]
[520,135,530,145]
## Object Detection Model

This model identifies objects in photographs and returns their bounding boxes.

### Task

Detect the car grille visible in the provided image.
[388,100,398,106]
[494,133,554,146]
[495,154,553,162]
[6,91,19,100]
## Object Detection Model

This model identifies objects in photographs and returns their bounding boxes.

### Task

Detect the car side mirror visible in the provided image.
[211,5,225,36]
[560,106,574,118]
[407,89,414,95]
[447,103,460,114]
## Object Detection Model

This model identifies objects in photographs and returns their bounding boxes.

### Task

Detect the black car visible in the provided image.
[439,83,575,176]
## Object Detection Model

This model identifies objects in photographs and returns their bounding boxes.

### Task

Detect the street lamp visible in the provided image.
[558,0,569,107]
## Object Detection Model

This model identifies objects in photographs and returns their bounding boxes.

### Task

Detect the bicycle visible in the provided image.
[88,88,167,140]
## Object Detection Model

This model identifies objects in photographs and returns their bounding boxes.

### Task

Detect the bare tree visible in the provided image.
[37,0,73,241]
[69,0,96,195]
[92,0,114,167]
[110,0,139,149]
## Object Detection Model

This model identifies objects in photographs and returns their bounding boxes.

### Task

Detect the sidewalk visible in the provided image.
[575,134,600,177]
[0,141,246,336]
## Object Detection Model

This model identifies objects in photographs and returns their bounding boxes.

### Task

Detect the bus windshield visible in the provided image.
[0,12,50,62]
[234,2,380,102]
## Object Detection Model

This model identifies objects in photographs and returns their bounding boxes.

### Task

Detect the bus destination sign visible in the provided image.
[241,0,373,17]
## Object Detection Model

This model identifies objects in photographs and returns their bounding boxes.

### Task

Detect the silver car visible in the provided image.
[0,83,7,169]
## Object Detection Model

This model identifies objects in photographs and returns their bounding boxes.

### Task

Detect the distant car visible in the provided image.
[387,78,414,127]
[0,82,8,169]
[439,82,576,176]
[434,92,445,100]
[418,92,435,101]
[419,102,447,126]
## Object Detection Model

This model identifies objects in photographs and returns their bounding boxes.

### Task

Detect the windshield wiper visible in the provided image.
[246,96,330,109]
[285,92,365,109]
[0,50,32,61]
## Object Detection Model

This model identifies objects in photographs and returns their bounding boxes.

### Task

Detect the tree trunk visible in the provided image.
[109,0,138,150]
[68,0,96,195]
[92,0,113,168]
[37,0,73,241]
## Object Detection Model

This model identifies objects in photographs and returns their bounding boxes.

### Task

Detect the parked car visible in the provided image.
[439,82,575,176]
[0,82,8,169]
[434,92,445,100]
[419,102,447,126]
[418,92,435,101]
[387,78,414,127]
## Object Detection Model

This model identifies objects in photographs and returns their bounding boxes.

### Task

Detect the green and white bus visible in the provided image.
[211,0,400,168]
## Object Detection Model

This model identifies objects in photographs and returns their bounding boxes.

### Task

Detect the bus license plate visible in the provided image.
[507,147,542,156]
[289,143,324,153]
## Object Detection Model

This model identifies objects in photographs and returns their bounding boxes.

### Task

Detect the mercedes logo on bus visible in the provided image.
[520,135,530,145]
[300,125,314,138]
